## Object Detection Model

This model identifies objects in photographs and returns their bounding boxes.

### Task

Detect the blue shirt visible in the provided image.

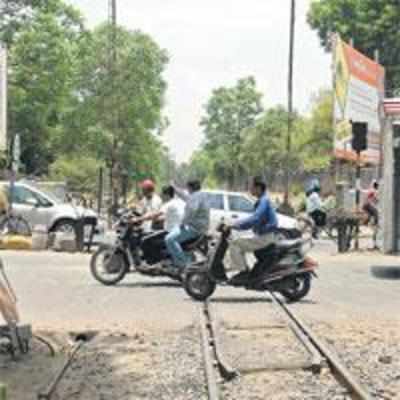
[233,194,278,235]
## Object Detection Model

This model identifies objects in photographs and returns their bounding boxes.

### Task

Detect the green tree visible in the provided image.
[301,89,334,171]
[308,0,400,92]
[54,24,169,194]
[7,2,84,174]
[175,150,217,188]
[0,0,83,46]
[200,77,263,188]
[241,106,303,181]
[49,155,103,193]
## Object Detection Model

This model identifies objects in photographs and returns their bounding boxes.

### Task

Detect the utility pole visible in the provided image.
[108,0,118,218]
[284,0,296,209]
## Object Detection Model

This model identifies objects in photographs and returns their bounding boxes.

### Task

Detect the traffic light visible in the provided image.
[351,122,368,153]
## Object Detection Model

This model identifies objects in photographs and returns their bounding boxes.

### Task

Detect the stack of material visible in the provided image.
[0,236,32,251]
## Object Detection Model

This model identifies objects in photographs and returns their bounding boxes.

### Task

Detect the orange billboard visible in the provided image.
[334,36,385,164]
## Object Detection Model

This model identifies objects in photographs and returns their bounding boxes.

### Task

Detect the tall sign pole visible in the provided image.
[284,0,296,207]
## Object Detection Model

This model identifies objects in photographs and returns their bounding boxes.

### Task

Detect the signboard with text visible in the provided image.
[333,36,385,164]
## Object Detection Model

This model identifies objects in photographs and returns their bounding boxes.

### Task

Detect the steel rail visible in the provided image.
[270,292,373,400]
[205,302,238,381]
[199,304,220,400]
[269,293,323,373]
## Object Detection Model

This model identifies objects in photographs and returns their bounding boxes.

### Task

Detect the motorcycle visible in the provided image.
[90,209,209,286]
[183,225,318,302]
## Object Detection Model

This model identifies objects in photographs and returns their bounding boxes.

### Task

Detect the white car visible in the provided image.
[202,190,299,236]
[0,181,103,237]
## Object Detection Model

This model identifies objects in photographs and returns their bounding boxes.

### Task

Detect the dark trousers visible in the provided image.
[363,203,378,225]
[310,210,327,227]
[141,231,168,264]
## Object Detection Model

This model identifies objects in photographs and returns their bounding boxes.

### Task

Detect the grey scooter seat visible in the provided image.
[275,239,303,251]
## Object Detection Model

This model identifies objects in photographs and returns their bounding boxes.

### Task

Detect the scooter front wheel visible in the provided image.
[280,273,311,303]
[184,271,216,301]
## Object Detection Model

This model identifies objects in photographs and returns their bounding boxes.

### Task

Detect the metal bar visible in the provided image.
[38,341,84,400]
[239,360,315,374]
[97,167,103,216]
[199,306,219,400]
[206,302,238,380]
[269,293,322,373]
[225,324,287,331]
[355,152,361,250]
[271,294,372,400]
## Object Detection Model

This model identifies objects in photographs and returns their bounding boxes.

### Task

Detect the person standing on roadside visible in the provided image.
[363,180,379,226]
[306,185,326,239]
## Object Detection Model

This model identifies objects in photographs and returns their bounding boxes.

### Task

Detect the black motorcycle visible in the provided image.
[183,225,318,302]
[90,210,209,286]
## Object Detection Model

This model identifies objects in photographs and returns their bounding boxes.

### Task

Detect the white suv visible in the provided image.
[0,181,102,237]
[202,190,299,235]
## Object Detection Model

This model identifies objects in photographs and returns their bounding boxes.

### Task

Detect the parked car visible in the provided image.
[0,181,104,239]
[202,190,300,237]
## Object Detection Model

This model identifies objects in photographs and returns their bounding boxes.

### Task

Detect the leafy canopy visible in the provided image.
[308,0,400,92]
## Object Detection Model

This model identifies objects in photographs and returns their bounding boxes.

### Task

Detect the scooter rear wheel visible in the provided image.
[184,271,216,301]
[280,273,311,303]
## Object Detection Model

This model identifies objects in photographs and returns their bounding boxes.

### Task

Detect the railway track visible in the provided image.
[199,296,374,400]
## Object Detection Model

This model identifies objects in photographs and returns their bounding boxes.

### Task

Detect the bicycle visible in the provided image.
[0,212,32,237]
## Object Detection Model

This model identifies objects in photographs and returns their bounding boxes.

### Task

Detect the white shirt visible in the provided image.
[140,194,162,231]
[161,198,185,232]
[306,192,322,214]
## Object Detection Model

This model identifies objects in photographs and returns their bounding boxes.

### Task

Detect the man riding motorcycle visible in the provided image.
[130,185,185,272]
[224,177,278,285]
[166,180,210,271]
[138,179,163,231]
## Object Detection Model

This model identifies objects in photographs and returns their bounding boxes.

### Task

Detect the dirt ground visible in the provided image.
[1,327,206,400]
[2,318,400,399]
[220,318,400,399]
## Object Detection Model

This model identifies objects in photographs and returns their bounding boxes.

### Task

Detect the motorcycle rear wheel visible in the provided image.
[90,247,128,286]
[280,273,311,303]
[184,271,216,301]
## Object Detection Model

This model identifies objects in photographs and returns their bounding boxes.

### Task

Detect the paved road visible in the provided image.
[2,240,400,333]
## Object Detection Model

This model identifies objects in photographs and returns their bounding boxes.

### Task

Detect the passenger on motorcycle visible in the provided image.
[224,177,278,284]
[166,180,210,271]
[130,185,184,233]
[129,186,185,270]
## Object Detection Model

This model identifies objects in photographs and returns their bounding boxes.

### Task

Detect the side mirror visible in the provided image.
[26,198,39,207]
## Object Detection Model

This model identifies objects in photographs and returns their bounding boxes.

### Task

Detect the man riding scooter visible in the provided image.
[224,177,278,285]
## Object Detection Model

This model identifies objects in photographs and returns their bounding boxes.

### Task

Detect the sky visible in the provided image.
[67,0,332,163]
